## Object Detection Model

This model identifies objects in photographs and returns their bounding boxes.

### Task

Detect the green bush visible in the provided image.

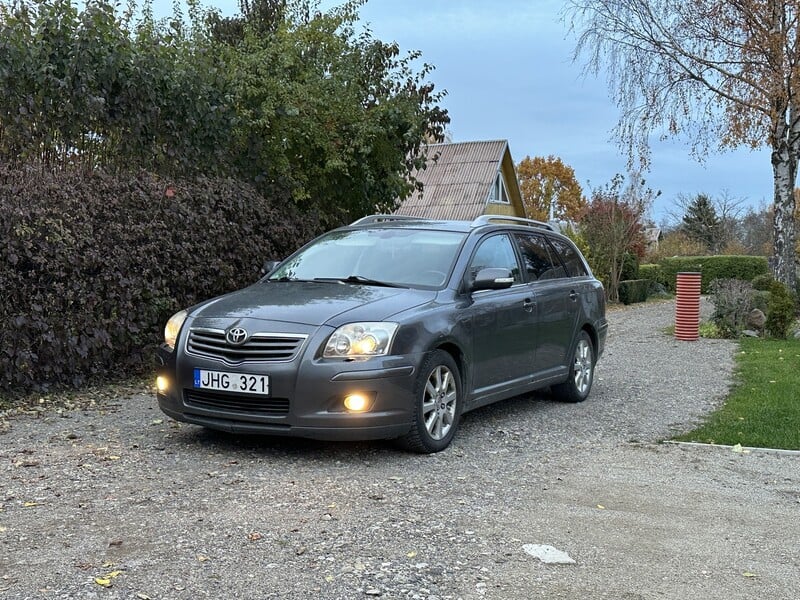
[639,263,667,287]
[766,281,797,339]
[620,252,640,281]
[0,167,321,396]
[659,255,769,293]
[618,279,651,305]
[751,273,775,291]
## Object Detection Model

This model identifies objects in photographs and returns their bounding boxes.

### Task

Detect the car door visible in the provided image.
[513,232,579,376]
[465,233,537,396]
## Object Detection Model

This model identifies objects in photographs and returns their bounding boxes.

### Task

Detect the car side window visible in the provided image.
[514,233,564,281]
[468,234,522,283]
[548,237,588,278]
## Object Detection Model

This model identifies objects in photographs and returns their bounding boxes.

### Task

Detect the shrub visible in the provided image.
[751,273,775,291]
[618,279,650,305]
[709,279,756,338]
[765,281,797,339]
[0,167,321,397]
[639,263,667,287]
[620,252,639,281]
[659,255,769,292]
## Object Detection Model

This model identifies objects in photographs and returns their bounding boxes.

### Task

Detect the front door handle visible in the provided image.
[523,298,535,313]
[569,290,578,301]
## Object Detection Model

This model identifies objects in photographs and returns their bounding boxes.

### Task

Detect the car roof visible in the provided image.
[347,214,558,235]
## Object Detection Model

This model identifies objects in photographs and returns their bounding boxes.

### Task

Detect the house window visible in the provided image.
[487,172,510,204]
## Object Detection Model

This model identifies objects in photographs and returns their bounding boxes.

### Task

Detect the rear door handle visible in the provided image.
[523,298,535,312]
[569,290,578,301]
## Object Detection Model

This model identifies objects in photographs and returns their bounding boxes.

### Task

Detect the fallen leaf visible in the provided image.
[108,456,121,461]
[248,532,263,542]
[22,501,39,507]
[596,504,606,510]
[93,570,123,588]
[197,554,209,562]
[406,551,417,558]
[743,571,760,578]
[151,419,164,425]
[136,594,152,600]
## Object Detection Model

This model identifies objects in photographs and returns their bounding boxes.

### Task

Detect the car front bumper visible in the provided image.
[155,342,420,441]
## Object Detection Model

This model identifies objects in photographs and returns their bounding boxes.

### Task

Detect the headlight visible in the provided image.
[323,322,398,358]
[164,309,188,350]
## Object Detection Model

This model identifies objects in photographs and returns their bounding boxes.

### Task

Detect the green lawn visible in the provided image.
[673,337,800,450]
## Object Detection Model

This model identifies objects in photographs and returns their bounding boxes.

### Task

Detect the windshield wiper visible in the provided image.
[270,276,315,282]
[315,275,406,288]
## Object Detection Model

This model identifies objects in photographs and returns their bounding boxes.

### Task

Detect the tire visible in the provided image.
[397,350,463,453]
[552,330,595,403]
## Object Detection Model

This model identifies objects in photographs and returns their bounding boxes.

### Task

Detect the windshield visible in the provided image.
[269,228,466,288]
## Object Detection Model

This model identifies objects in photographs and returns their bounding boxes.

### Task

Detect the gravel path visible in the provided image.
[2,299,799,599]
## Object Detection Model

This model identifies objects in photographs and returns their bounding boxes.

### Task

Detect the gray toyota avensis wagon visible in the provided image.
[155,215,607,453]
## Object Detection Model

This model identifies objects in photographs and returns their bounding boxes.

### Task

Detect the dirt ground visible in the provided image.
[1,300,798,599]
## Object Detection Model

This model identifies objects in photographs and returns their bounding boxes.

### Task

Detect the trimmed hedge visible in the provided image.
[659,256,769,293]
[618,279,651,305]
[639,263,667,288]
[1,168,321,396]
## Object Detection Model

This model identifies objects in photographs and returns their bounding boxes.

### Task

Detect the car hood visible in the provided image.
[189,281,436,328]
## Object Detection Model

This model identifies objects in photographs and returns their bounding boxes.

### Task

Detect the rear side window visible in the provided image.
[514,233,564,281]
[548,237,588,278]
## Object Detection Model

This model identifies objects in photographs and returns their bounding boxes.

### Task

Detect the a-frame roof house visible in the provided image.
[394,140,526,220]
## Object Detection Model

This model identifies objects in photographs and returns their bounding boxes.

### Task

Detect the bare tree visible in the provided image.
[568,0,799,289]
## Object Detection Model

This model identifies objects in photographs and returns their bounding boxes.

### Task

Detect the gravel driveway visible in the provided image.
[2,300,799,599]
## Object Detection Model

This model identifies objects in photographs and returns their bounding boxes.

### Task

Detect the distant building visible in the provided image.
[394,140,526,220]
[644,227,662,252]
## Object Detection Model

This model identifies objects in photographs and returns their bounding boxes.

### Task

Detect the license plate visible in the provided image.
[193,369,270,395]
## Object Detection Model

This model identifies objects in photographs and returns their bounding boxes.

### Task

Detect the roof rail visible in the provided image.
[470,215,554,231]
[349,214,428,226]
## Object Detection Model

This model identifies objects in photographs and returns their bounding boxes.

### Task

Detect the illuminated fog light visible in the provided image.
[343,394,370,412]
[156,376,169,393]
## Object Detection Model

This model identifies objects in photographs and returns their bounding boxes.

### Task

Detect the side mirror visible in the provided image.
[261,260,281,276]
[470,267,515,291]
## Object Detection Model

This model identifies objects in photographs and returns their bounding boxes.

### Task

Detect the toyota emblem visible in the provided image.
[225,327,248,345]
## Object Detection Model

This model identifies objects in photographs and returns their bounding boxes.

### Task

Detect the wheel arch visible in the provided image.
[433,341,468,391]
[579,322,598,360]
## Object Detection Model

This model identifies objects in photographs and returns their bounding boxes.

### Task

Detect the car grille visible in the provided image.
[184,390,290,415]
[186,329,307,364]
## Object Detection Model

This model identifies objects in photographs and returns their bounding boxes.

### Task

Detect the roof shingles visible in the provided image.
[396,140,510,221]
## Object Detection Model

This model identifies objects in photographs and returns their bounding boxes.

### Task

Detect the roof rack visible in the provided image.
[470,215,554,231]
[349,214,429,226]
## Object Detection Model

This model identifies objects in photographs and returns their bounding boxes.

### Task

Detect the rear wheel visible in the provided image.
[397,350,462,453]
[552,331,594,403]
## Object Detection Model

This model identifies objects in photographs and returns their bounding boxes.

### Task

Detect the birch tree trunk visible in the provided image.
[771,149,797,290]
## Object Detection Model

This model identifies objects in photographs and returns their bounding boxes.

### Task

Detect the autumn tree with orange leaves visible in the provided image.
[569,0,800,290]
[516,155,585,222]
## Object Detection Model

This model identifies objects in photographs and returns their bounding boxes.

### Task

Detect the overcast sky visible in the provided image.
[162,0,775,221]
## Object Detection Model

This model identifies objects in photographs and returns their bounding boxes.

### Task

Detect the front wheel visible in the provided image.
[552,331,595,403]
[397,350,462,453]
